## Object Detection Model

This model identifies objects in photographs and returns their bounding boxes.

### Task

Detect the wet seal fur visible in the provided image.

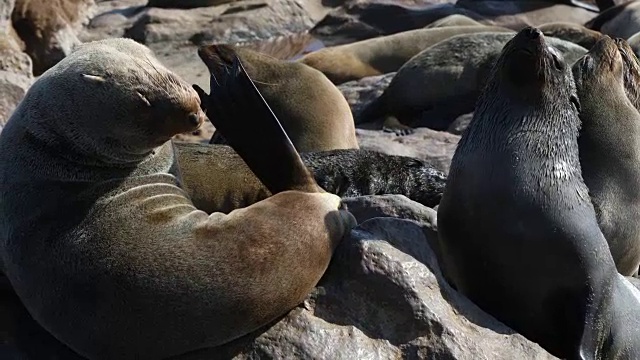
[176,143,447,214]
[198,44,358,153]
[298,25,513,85]
[0,38,355,359]
[437,28,640,358]
[356,31,587,135]
[573,36,640,277]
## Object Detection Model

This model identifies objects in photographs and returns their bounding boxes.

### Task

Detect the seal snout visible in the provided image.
[510,27,546,57]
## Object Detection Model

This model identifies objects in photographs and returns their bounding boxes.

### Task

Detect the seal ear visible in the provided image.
[81,74,106,84]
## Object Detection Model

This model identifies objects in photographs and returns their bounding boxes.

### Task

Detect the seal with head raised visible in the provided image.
[437,27,640,358]
[356,31,586,135]
[573,36,640,277]
[198,44,358,153]
[297,25,513,85]
[0,38,355,359]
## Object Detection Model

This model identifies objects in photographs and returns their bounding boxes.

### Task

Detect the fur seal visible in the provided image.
[437,27,640,358]
[298,25,513,85]
[585,1,640,39]
[356,31,587,135]
[424,14,485,28]
[573,36,640,277]
[0,38,355,359]
[198,44,358,153]
[176,143,446,214]
[538,22,604,49]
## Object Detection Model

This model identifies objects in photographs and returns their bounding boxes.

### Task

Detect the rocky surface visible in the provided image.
[194,196,557,359]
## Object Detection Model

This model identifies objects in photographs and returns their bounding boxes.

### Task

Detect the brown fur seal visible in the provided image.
[538,22,604,49]
[616,37,640,109]
[176,144,446,214]
[424,14,485,28]
[0,38,355,359]
[437,27,640,358]
[298,25,513,85]
[198,44,358,153]
[356,31,586,135]
[574,36,640,277]
[585,1,640,39]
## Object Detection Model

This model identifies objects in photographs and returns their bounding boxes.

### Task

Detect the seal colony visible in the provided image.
[0,38,355,358]
[437,28,640,358]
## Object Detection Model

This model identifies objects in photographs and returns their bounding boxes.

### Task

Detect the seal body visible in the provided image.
[356,31,586,134]
[199,44,358,153]
[424,14,485,28]
[298,25,512,85]
[573,36,640,277]
[176,144,447,214]
[437,28,640,358]
[0,38,355,359]
[585,1,640,40]
[538,22,604,49]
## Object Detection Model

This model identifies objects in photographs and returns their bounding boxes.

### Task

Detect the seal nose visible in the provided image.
[188,113,201,127]
[524,27,542,39]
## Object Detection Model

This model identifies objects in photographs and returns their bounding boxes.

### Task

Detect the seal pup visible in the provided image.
[0,38,355,359]
[539,22,604,49]
[176,144,447,214]
[197,44,358,153]
[298,25,513,85]
[356,32,586,135]
[574,36,640,277]
[437,28,640,358]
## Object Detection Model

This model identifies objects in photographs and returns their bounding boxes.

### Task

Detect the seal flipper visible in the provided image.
[194,54,319,195]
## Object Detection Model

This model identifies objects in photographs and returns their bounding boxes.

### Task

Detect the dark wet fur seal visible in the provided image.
[176,143,446,214]
[356,31,586,135]
[573,36,640,277]
[437,27,640,358]
[0,38,354,359]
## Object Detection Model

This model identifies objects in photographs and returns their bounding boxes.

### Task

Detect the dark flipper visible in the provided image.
[194,48,318,195]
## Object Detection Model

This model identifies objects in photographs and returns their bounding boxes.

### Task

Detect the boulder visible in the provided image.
[199,200,559,360]
[0,32,32,130]
[11,0,96,75]
[0,0,14,33]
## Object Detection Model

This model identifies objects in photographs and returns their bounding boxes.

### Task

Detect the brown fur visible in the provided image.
[200,44,358,152]
[539,22,604,49]
[424,14,485,28]
[11,0,93,75]
[0,38,355,359]
[298,25,513,85]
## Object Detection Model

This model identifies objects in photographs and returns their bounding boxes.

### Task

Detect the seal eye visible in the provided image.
[570,94,581,113]
[552,54,563,71]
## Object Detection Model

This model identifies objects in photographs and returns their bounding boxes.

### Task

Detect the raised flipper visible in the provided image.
[194,46,319,195]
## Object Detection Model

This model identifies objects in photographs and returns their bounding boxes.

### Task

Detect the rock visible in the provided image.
[147,0,240,9]
[11,0,96,75]
[338,73,394,115]
[357,128,459,175]
[202,208,559,360]
[343,194,439,224]
[0,32,32,130]
[0,0,14,33]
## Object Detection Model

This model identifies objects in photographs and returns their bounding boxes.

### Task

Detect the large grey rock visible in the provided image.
[202,206,559,360]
